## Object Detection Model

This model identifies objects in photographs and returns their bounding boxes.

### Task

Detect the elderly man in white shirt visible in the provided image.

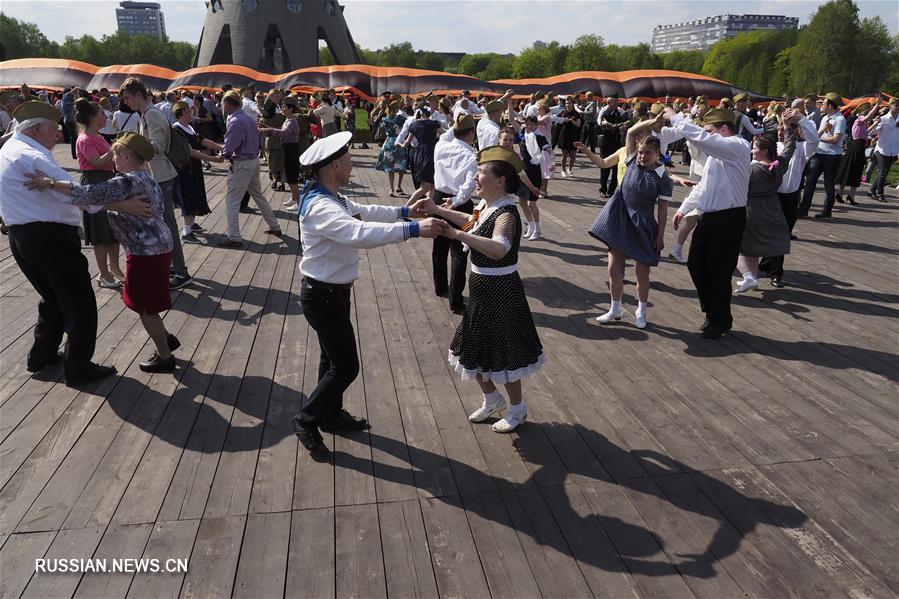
[664,106,751,339]
[0,101,146,386]
[798,92,846,218]
[476,100,505,149]
[293,131,444,457]
[433,115,479,313]
[869,97,899,202]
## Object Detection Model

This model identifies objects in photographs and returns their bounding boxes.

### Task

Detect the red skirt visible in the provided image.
[123,252,172,314]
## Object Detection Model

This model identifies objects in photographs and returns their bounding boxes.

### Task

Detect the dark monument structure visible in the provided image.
[194,0,361,73]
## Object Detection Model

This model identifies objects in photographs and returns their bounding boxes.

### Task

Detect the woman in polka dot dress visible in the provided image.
[415,146,544,433]
[588,114,673,329]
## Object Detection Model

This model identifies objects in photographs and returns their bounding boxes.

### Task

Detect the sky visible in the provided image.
[1,0,896,53]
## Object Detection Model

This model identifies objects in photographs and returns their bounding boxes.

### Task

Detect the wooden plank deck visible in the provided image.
[0,145,896,599]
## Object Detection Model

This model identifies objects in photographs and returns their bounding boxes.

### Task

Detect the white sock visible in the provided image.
[182,225,191,236]
[743,271,756,282]
[483,390,502,406]
[672,242,683,253]
[637,301,648,316]
[508,402,526,416]
[610,299,622,313]
[535,222,541,233]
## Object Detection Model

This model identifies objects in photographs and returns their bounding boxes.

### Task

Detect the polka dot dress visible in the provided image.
[588,154,673,267]
[449,202,545,384]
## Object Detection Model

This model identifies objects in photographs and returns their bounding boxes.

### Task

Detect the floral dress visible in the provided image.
[375,113,408,173]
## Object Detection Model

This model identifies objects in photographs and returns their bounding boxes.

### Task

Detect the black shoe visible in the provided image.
[271,181,278,190]
[167,334,181,352]
[876,195,887,203]
[191,223,205,232]
[319,409,370,433]
[796,211,809,219]
[203,162,212,171]
[813,211,832,219]
[239,207,257,214]
[169,274,193,290]
[27,351,64,373]
[847,195,856,205]
[292,420,329,459]
[264,228,283,236]
[451,304,466,315]
[181,232,203,245]
[835,193,844,204]
[699,316,711,331]
[139,352,176,373]
[435,288,449,298]
[867,189,877,198]
[217,238,244,248]
[770,276,784,288]
[790,234,798,241]
[66,363,117,387]
[701,323,727,339]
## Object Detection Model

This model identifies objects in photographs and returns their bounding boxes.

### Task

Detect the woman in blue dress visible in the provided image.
[373,99,409,196]
[588,113,673,329]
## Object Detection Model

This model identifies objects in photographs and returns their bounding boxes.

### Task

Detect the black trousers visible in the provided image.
[432,196,472,310]
[799,153,841,214]
[8,223,98,379]
[580,122,597,153]
[63,121,78,159]
[874,151,897,197]
[687,207,746,330]
[296,281,359,427]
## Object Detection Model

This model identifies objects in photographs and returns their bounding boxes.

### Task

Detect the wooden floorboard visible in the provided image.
[0,146,896,598]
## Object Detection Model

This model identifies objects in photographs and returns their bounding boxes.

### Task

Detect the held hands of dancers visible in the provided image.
[25,172,152,219]
[417,218,450,238]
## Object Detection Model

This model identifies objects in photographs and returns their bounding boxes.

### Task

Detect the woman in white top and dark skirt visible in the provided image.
[415,146,545,433]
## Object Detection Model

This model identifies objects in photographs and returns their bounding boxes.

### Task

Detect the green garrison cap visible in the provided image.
[477,145,525,172]
[114,132,155,161]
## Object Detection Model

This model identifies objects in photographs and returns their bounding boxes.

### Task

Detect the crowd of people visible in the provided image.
[0,78,896,455]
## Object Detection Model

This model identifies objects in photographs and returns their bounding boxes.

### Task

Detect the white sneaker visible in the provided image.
[523,223,531,238]
[285,204,299,212]
[469,396,507,423]
[669,246,687,263]
[595,307,624,323]
[735,277,758,293]
[283,199,297,207]
[492,404,527,433]
[635,312,647,329]
[528,228,540,241]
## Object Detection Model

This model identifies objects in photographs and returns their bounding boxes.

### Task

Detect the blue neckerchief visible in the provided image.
[299,180,346,218]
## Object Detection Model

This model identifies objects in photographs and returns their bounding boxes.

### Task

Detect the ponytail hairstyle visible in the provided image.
[74,97,100,128]
[754,136,777,162]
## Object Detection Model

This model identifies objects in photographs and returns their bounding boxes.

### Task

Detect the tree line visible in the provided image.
[2,0,896,97]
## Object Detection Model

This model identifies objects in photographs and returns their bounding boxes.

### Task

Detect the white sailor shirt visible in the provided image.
[299,186,419,285]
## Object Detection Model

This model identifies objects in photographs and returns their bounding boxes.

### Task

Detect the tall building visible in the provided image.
[116,1,166,39]
[651,14,798,53]
[195,0,360,73]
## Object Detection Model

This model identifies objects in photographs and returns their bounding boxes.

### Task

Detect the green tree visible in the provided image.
[0,14,58,60]
[789,0,860,95]
[319,46,335,66]
[480,55,515,80]
[563,34,610,72]
[513,42,568,78]
[702,29,798,94]
[661,50,705,74]
[415,51,445,72]
[375,42,417,68]
[605,43,660,71]
[849,17,896,95]
[457,53,493,77]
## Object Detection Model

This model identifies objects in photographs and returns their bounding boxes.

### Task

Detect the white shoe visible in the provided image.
[283,199,297,207]
[523,223,531,238]
[635,312,647,329]
[285,204,299,212]
[492,405,527,433]
[735,277,758,293]
[669,246,687,263]
[469,396,507,423]
[527,228,540,241]
[595,307,624,323]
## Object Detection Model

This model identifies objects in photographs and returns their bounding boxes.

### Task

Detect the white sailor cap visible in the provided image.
[300,130,353,171]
